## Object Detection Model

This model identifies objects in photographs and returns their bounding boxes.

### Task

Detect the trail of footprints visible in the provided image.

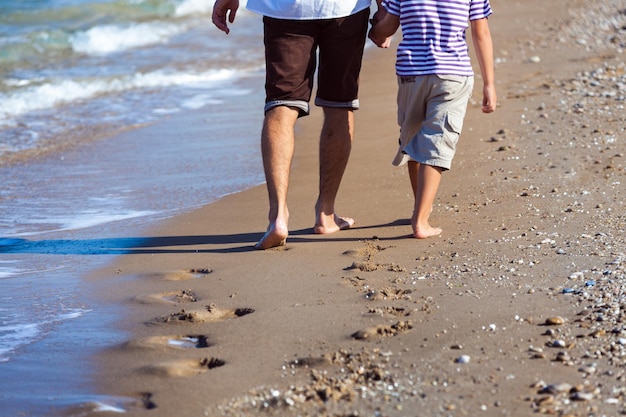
[116,241,414,410]
[117,267,255,410]
[197,240,425,416]
[343,240,416,342]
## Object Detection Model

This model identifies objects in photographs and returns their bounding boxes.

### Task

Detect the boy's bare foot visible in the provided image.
[314,214,354,234]
[412,225,442,239]
[255,222,288,250]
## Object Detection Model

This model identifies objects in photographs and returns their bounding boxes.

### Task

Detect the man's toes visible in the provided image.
[338,216,354,230]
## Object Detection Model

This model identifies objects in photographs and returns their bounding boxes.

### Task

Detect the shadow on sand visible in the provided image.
[0,219,411,255]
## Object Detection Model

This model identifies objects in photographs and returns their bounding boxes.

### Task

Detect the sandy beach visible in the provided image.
[78,0,626,416]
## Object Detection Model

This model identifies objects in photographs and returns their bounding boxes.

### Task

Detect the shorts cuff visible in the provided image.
[265,100,309,117]
[314,97,360,110]
[392,151,410,167]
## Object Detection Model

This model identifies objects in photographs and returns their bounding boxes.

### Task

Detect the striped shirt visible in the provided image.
[246,0,371,20]
[381,0,493,76]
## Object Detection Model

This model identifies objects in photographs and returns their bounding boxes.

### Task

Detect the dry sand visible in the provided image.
[79,0,626,416]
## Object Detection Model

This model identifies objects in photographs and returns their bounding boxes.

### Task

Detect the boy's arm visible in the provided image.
[369,9,400,48]
[471,18,497,113]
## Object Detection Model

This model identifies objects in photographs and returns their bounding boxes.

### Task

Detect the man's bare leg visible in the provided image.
[255,106,299,249]
[314,107,355,234]
[409,161,443,239]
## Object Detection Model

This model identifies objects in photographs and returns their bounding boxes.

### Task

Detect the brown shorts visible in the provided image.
[262,8,369,116]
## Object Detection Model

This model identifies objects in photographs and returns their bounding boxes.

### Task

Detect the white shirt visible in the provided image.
[246,0,371,20]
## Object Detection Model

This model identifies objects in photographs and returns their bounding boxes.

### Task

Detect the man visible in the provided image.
[212,0,388,249]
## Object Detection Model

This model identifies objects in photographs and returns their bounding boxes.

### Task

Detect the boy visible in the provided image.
[369,0,497,238]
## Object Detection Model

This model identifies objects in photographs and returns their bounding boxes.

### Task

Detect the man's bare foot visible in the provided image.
[412,225,442,239]
[314,214,355,234]
[255,223,288,250]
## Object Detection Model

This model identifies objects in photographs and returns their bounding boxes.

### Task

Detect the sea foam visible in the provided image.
[70,22,185,55]
[175,0,213,16]
[0,308,88,363]
[0,68,237,122]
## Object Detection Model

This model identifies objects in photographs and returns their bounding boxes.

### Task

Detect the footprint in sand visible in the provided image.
[364,286,413,301]
[288,356,332,368]
[163,268,213,281]
[351,320,413,340]
[149,303,255,325]
[343,241,404,272]
[134,289,199,305]
[367,306,412,317]
[124,334,212,350]
[139,357,225,378]
[137,268,213,282]
[68,392,156,414]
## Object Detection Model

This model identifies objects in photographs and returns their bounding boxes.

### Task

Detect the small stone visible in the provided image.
[539,383,572,394]
[545,316,565,325]
[589,329,606,338]
[551,339,566,348]
[455,355,471,364]
[569,272,584,280]
[530,380,546,389]
[537,395,556,405]
[578,365,596,374]
[571,391,594,401]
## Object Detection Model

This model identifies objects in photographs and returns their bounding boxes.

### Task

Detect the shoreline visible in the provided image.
[78,0,626,415]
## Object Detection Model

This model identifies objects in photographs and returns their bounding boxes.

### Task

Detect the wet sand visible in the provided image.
[82,0,626,416]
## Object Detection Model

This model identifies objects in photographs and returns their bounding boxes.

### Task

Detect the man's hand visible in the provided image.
[212,0,239,34]
[368,28,391,48]
[368,9,395,49]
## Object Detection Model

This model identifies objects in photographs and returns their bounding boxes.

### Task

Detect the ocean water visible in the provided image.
[0,0,266,415]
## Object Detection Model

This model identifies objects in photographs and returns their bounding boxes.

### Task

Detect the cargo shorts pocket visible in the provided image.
[442,110,464,149]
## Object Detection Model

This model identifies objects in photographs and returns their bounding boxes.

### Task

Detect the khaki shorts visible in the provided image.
[392,74,474,170]
[262,8,369,116]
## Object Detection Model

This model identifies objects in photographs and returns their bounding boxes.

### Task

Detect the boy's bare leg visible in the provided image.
[410,161,443,239]
[255,106,299,249]
[314,107,355,234]
[408,160,419,198]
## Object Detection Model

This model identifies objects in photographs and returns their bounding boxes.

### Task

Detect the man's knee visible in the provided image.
[322,107,353,124]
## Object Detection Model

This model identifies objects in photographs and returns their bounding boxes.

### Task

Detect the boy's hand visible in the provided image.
[369,11,393,48]
[482,85,497,113]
